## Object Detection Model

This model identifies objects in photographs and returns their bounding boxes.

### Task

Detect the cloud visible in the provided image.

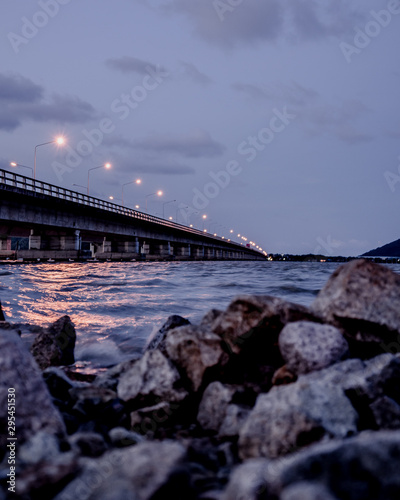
[0,73,98,131]
[233,80,373,144]
[105,56,168,76]
[133,130,226,158]
[179,61,213,86]
[162,0,371,48]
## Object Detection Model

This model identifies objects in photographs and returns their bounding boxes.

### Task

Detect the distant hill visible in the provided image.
[363,239,400,257]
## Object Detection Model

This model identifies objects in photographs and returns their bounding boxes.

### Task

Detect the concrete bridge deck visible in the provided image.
[0,169,265,262]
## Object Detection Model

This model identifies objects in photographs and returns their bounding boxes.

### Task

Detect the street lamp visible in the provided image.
[87,163,111,195]
[202,214,207,230]
[145,190,163,213]
[34,136,65,179]
[10,162,33,177]
[122,179,141,207]
[162,199,176,218]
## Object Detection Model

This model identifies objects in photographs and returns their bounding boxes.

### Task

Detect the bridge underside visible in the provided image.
[0,183,265,262]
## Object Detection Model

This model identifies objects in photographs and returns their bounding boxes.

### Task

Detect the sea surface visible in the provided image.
[1,260,399,372]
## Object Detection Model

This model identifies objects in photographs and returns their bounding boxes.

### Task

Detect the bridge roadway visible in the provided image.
[0,169,265,261]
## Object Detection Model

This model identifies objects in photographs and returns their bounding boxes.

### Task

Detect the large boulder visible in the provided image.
[30,315,76,370]
[197,382,236,432]
[211,295,319,355]
[53,440,191,500]
[278,321,349,375]
[0,330,66,452]
[223,430,400,500]
[145,314,191,352]
[311,259,400,357]
[238,375,358,460]
[164,325,225,391]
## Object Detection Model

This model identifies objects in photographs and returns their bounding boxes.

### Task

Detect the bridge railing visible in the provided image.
[0,168,255,251]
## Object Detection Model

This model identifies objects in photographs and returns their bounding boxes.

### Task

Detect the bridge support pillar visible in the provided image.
[0,237,11,251]
[29,230,42,250]
[103,237,112,253]
[60,231,81,251]
[135,237,140,254]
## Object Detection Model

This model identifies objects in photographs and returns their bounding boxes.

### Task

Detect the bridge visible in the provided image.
[0,169,265,262]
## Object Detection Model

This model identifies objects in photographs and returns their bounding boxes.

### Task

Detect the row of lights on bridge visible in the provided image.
[8,136,266,254]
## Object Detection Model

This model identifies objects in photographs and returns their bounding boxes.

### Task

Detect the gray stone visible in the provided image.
[145,314,191,352]
[225,430,400,500]
[311,259,400,348]
[93,354,141,391]
[370,396,400,429]
[200,309,223,327]
[117,349,187,403]
[69,432,107,457]
[108,426,145,447]
[130,400,181,437]
[238,377,358,459]
[197,382,236,432]
[18,431,61,465]
[0,330,65,450]
[54,440,189,500]
[280,482,338,500]
[278,321,348,375]
[211,295,318,355]
[220,458,271,500]
[165,325,225,391]
[30,315,76,370]
[219,404,251,438]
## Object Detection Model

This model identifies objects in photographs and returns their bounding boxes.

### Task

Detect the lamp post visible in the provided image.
[162,199,176,218]
[202,214,207,231]
[122,179,141,207]
[87,163,111,195]
[145,190,163,213]
[10,162,33,177]
[34,136,65,179]
[72,183,87,191]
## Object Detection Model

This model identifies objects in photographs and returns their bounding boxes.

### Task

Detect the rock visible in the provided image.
[311,259,400,357]
[220,458,271,500]
[69,432,107,457]
[0,301,5,321]
[200,309,223,327]
[93,354,141,391]
[146,314,191,351]
[370,396,400,429]
[272,365,297,386]
[18,431,61,465]
[197,382,236,432]
[16,451,78,499]
[130,400,182,438]
[165,325,225,392]
[219,404,251,438]
[280,482,337,500]
[224,430,400,500]
[54,440,191,500]
[278,321,349,375]
[30,315,76,370]
[211,295,319,355]
[0,330,66,451]
[117,349,187,404]
[238,376,358,460]
[108,426,145,447]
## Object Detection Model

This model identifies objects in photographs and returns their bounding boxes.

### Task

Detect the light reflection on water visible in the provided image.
[1,261,400,371]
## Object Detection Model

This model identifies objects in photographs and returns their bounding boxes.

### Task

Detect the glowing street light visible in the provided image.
[10,162,33,177]
[145,190,163,212]
[34,136,65,179]
[202,214,207,230]
[162,199,176,218]
[87,162,111,195]
[122,179,141,206]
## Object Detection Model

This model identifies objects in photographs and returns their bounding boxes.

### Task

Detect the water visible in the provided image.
[1,261,399,372]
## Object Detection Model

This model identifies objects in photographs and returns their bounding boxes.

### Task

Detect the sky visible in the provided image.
[0,0,399,256]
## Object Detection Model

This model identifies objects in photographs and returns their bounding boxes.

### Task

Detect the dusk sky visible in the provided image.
[1,0,399,256]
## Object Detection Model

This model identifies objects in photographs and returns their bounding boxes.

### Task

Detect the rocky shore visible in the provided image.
[1,259,400,499]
